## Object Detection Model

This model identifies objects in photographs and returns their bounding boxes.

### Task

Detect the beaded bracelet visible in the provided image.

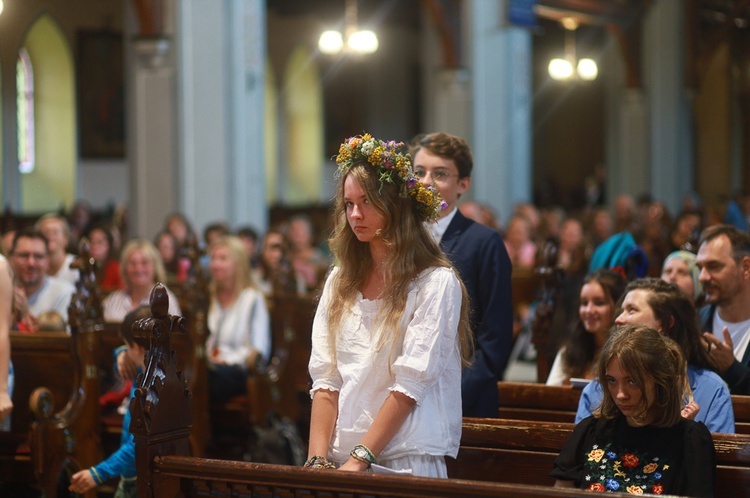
[303,455,337,469]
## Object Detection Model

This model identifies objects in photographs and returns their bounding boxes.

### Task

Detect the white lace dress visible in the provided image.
[308,266,463,477]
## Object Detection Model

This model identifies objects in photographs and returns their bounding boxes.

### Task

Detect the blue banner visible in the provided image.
[508,0,537,28]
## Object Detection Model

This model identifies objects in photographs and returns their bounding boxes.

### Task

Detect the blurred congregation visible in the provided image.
[2,0,750,497]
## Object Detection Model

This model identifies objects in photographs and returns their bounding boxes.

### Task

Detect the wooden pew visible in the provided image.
[129,288,596,498]
[733,395,750,435]
[0,332,74,488]
[498,380,750,434]
[28,243,106,498]
[146,456,589,498]
[451,418,750,496]
[497,381,579,423]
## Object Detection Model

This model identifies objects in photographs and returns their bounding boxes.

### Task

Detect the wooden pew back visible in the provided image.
[498,380,750,434]
[497,381,579,423]
[149,456,588,498]
[451,418,750,496]
[1,332,75,486]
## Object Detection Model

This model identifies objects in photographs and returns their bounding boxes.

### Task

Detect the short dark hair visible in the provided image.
[11,228,49,255]
[699,224,750,262]
[409,132,474,179]
[236,226,258,242]
[203,222,230,244]
[120,306,152,346]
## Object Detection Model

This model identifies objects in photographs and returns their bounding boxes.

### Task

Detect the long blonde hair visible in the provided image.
[326,162,473,367]
[120,239,167,288]
[208,235,256,297]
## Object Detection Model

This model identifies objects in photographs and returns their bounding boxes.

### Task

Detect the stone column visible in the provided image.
[644,0,691,214]
[467,0,532,223]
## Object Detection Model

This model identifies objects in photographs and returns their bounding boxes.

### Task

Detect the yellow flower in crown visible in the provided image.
[335,133,448,222]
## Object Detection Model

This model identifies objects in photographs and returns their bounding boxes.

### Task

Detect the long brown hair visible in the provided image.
[595,324,686,428]
[326,161,473,367]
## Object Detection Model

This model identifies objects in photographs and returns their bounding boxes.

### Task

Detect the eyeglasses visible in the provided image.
[413,168,459,183]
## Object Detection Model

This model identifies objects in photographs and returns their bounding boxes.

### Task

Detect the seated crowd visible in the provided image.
[0,175,749,497]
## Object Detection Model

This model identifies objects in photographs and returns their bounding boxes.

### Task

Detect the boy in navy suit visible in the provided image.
[410,132,513,417]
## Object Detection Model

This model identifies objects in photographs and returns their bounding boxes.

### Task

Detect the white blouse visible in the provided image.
[103,287,182,323]
[206,287,271,369]
[309,265,463,463]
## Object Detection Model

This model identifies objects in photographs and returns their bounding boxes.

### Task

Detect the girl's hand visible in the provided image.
[338,457,370,472]
[681,401,700,420]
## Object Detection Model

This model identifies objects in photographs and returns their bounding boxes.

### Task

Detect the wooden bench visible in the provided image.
[128,289,599,498]
[0,332,75,488]
[146,456,589,497]
[497,381,579,423]
[28,243,107,498]
[498,380,750,434]
[450,417,750,496]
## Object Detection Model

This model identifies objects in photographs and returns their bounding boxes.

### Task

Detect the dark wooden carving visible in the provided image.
[29,240,104,498]
[131,283,192,498]
[530,240,564,383]
[175,244,210,457]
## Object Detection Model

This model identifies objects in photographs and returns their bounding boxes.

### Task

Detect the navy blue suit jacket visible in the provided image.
[440,210,513,417]
[699,304,750,395]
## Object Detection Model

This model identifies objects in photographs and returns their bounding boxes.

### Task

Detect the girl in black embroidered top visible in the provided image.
[551,324,716,497]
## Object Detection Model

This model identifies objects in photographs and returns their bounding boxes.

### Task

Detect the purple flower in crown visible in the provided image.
[439,200,448,211]
[406,177,418,189]
[382,151,394,168]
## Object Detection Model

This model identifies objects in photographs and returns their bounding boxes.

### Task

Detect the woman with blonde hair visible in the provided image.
[103,239,181,322]
[205,235,270,401]
[306,133,472,477]
[553,325,715,496]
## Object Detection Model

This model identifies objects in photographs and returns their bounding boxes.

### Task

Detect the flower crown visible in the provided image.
[336,133,447,222]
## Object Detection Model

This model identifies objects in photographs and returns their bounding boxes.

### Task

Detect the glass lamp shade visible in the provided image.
[548,58,574,80]
[577,58,598,80]
[318,30,344,54]
[347,30,378,54]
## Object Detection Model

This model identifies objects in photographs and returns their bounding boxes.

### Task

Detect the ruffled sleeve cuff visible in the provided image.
[389,382,422,405]
[309,379,341,399]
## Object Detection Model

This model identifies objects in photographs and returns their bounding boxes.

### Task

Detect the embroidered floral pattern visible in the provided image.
[582,444,670,495]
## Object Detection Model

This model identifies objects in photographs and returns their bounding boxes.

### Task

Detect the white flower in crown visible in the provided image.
[361,139,375,156]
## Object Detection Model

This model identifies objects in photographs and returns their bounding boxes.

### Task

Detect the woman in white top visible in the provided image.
[103,239,181,322]
[206,235,270,402]
[546,269,625,386]
[306,133,472,478]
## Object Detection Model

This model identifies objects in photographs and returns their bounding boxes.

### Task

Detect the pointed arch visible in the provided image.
[20,14,76,211]
[282,45,323,204]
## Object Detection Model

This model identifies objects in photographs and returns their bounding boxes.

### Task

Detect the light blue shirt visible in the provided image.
[575,365,735,433]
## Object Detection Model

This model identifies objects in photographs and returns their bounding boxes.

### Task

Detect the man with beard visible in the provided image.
[699,225,750,394]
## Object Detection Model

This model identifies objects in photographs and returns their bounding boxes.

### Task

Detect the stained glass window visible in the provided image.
[17,47,35,174]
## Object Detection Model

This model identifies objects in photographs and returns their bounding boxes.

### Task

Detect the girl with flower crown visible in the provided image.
[552,325,716,496]
[305,134,472,477]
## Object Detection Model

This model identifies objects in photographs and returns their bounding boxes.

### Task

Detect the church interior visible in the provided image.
[1,0,750,496]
